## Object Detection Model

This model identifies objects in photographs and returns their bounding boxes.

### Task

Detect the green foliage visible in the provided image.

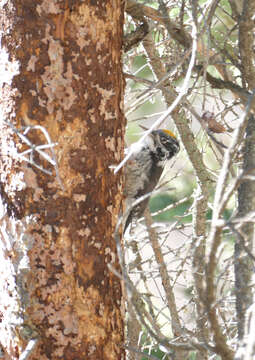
[141,347,167,360]
[149,193,192,223]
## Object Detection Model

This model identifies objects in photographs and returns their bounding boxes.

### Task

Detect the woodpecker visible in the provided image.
[123,129,180,233]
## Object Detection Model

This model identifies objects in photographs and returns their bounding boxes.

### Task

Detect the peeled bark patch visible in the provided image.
[0,1,125,359]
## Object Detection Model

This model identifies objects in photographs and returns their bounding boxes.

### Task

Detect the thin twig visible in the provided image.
[115,15,198,174]
[19,338,38,360]
[4,122,64,189]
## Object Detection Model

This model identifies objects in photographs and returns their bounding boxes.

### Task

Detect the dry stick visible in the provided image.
[126,0,252,107]
[128,236,163,337]
[140,9,212,185]
[5,122,64,190]
[108,263,194,353]
[150,196,191,218]
[125,1,235,357]
[191,185,209,358]
[110,264,212,354]
[125,46,193,117]
[238,0,255,89]
[112,256,218,355]
[144,207,182,338]
[19,339,38,360]
[241,278,255,360]
[124,3,249,358]
[114,195,181,350]
[127,0,255,151]
[114,197,207,355]
[125,71,228,153]
[114,12,198,174]
[143,209,221,357]
[160,3,244,358]
[228,223,255,263]
[205,91,255,360]
[126,232,151,360]
[143,6,210,360]
[209,91,255,228]
[124,21,149,52]
[141,19,201,359]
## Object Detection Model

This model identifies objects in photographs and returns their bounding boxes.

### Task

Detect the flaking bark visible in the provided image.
[0,1,125,359]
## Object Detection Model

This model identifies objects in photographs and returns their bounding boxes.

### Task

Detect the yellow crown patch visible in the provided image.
[162,129,177,139]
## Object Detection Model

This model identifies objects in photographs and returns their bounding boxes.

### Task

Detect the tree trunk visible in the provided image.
[0,1,125,359]
[235,114,255,341]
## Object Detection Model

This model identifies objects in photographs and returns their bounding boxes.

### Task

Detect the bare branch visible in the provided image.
[4,122,64,189]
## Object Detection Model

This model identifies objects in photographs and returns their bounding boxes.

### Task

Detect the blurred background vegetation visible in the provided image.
[122,0,255,359]
[124,0,238,227]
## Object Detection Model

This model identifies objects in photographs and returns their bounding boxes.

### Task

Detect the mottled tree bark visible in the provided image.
[235,0,255,347]
[235,114,255,341]
[0,1,125,359]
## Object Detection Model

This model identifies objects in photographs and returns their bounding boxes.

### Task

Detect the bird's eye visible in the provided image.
[161,138,172,147]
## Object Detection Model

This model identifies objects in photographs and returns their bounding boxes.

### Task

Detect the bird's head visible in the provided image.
[148,129,180,162]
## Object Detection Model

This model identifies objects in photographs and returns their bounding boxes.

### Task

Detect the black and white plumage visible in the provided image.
[123,129,180,233]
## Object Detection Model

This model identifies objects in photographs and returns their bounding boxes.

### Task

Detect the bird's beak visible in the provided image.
[139,125,155,139]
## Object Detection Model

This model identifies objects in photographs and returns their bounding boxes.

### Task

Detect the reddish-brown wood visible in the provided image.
[0,1,125,359]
